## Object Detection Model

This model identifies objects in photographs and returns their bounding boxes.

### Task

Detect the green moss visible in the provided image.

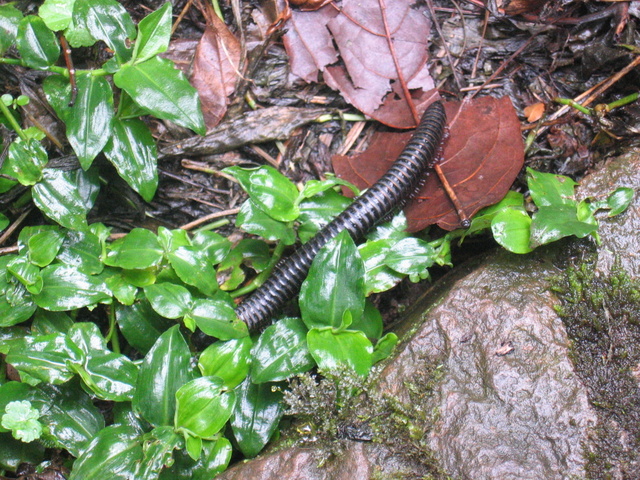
[280,359,452,479]
[553,247,640,479]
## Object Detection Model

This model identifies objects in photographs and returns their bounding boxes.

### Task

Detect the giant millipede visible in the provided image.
[236,100,447,332]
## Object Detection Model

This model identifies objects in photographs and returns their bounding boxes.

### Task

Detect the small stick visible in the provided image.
[59,34,77,107]
[434,163,470,228]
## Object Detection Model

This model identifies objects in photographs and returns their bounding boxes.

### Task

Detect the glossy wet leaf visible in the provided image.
[136,426,183,480]
[28,229,65,267]
[606,187,634,216]
[358,239,404,295]
[527,167,578,207]
[157,437,231,480]
[7,255,43,294]
[116,300,173,355]
[30,310,73,335]
[529,205,597,249]
[297,189,351,243]
[68,425,143,480]
[144,282,192,319]
[384,237,435,275]
[242,166,300,222]
[198,337,252,389]
[114,56,205,135]
[299,230,365,329]
[236,199,296,245]
[17,15,59,69]
[133,1,171,63]
[0,5,23,54]
[191,231,232,265]
[33,381,105,457]
[188,297,248,340]
[38,0,74,31]
[57,230,103,275]
[133,325,195,427]
[72,0,136,62]
[5,138,48,186]
[307,327,373,377]
[33,265,111,311]
[250,317,314,383]
[168,246,218,296]
[1,400,43,442]
[349,299,383,340]
[0,431,44,471]
[462,190,525,240]
[491,208,533,254]
[105,228,164,269]
[175,376,236,438]
[0,291,37,328]
[104,118,158,202]
[371,332,398,364]
[5,332,77,384]
[230,377,284,458]
[32,168,99,231]
[67,323,138,401]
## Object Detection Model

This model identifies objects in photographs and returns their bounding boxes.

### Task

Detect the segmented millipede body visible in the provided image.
[236,101,447,332]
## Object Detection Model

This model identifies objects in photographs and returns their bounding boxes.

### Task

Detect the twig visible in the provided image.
[180,208,240,231]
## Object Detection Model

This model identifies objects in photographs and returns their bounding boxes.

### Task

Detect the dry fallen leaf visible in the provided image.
[333,96,525,231]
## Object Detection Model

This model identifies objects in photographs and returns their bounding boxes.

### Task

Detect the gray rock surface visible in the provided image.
[218,153,640,479]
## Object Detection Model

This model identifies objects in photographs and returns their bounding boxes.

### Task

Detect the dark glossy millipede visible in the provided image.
[236,101,447,332]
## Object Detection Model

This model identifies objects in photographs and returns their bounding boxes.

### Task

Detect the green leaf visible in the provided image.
[39,0,75,31]
[33,265,111,311]
[299,175,359,199]
[68,425,143,480]
[72,0,136,62]
[0,432,44,471]
[67,323,138,401]
[7,255,43,294]
[168,246,219,296]
[105,228,164,269]
[175,377,236,439]
[491,208,534,254]
[198,337,252,389]
[28,229,65,267]
[188,297,248,340]
[5,138,48,186]
[371,332,398,364]
[1,400,43,443]
[57,230,103,274]
[0,5,23,54]
[358,239,404,295]
[17,16,60,69]
[0,280,37,326]
[299,230,365,329]
[366,211,409,242]
[6,333,78,384]
[136,426,183,480]
[225,166,300,222]
[66,74,115,168]
[348,299,383,340]
[31,310,73,335]
[527,167,578,207]
[104,118,158,202]
[116,299,173,355]
[384,237,435,276]
[250,317,314,383]
[191,231,231,265]
[529,204,598,249]
[32,168,99,231]
[33,380,105,457]
[606,187,634,216]
[133,325,195,427]
[307,327,373,377]
[236,199,296,245]
[144,282,192,319]
[297,189,351,243]
[114,56,205,135]
[230,377,284,458]
[133,2,172,63]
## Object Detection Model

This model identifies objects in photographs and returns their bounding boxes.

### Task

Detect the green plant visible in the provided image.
[0,0,204,230]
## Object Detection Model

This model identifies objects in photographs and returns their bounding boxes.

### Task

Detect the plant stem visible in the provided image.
[231,241,287,298]
[0,99,26,141]
[106,305,121,354]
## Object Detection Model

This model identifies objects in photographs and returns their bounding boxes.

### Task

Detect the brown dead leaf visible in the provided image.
[332,96,525,231]
[523,102,545,122]
[191,7,241,130]
[283,0,434,128]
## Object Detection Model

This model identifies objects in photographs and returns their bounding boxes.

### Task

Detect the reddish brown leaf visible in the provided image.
[332,96,525,232]
[282,0,434,128]
[191,10,241,129]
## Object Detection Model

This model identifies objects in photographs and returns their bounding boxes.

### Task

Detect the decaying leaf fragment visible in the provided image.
[283,0,434,128]
[333,96,525,231]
